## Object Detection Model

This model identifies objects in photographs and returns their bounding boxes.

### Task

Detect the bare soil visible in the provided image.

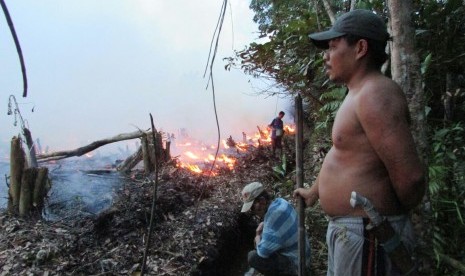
[0,139,328,275]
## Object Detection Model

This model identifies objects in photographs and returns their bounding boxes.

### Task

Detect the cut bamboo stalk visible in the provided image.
[8,136,25,214]
[141,134,154,173]
[22,127,38,168]
[19,168,37,216]
[33,167,49,209]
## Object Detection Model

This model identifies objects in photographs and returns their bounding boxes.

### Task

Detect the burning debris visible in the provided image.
[0,123,332,275]
[171,125,295,176]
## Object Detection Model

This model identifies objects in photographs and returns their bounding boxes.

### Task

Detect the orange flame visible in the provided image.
[173,123,295,175]
[184,151,199,159]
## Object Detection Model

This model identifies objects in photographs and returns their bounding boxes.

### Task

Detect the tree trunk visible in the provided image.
[8,136,25,214]
[350,0,357,11]
[388,0,427,157]
[388,0,431,273]
[321,0,336,24]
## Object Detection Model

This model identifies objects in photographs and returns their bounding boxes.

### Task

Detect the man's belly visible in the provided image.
[318,150,403,216]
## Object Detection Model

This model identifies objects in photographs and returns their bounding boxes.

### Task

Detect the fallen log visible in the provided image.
[37,130,149,162]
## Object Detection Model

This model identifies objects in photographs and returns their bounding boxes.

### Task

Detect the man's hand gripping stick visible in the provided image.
[350,191,416,275]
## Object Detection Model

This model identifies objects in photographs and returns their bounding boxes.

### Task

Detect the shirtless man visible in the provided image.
[293,9,426,275]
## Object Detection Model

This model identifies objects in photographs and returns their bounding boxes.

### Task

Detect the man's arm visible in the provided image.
[293,177,320,208]
[254,222,264,248]
[268,118,275,128]
[356,80,426,210]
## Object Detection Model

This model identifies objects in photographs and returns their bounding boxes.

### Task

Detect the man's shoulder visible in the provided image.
[269,198,294,212]
[266,198,296,224]
[363,74,401,93]
[357,75,406,104]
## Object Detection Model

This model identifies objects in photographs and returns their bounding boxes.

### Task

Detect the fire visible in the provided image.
[179,163,202,174]
[284,125,295,134]
[174,124,295,175]
[184,151,199,159]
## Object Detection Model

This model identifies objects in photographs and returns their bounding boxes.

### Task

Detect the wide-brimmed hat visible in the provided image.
[309,9,389,49]
[240,182,264,212]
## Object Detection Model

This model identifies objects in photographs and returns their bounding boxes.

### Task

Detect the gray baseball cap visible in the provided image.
[240,182,264,212]
[309,9,389,49]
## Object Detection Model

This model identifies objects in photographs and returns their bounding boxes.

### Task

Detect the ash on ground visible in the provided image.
[0,139,328,275]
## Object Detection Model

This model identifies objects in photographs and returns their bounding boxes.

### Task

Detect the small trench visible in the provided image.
[193,212,258,276]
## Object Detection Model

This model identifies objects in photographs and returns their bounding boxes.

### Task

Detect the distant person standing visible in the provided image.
[268,111,285,158]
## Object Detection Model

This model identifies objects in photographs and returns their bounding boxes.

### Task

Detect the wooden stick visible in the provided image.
[140,114,160,276]
[295,94,307,276]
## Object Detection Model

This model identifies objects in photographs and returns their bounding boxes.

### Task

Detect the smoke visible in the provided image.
[0,0,292,158]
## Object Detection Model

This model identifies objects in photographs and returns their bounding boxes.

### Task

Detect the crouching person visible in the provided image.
[241,182,311,276]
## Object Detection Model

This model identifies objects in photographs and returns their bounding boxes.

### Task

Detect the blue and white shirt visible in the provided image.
[257,198,312,268]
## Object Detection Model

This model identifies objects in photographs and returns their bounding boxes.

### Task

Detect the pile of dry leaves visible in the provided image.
[0,139,328,275]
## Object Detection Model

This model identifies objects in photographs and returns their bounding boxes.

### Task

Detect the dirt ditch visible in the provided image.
[0,140,328,275]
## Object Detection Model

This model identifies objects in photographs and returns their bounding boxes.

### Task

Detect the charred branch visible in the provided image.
[117,146,143,173]
[256,126,267,140]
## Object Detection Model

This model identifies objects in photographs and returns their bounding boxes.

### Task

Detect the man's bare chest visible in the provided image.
[331,97,365,149]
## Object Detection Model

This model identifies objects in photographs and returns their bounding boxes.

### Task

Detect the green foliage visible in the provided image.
[428,122,465,268]
[315,87,347,131]
[414,0,465,122]
[238,2,465,273]
[272,154,288,179]
[227,0,332,102]
[271,154,296,197]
